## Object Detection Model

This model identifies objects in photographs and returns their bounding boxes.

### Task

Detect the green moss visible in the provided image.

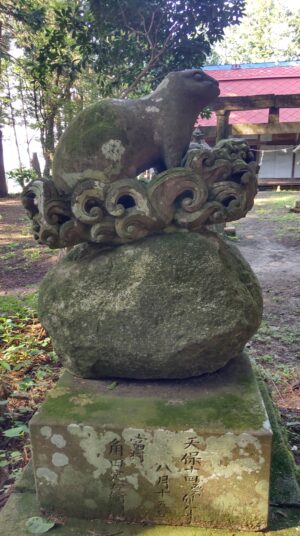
[38,373,265,432]
[62,102,128,157]
[150,393,264,430]
[258,380,300,504]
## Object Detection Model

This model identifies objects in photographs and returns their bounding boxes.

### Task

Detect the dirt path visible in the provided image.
[237,211,300,280]
[0,198,58,294]
[233,192,300,414]
[237,193,300,346]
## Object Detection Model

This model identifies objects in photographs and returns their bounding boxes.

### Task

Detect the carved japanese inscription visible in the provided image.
[32,424,271,527]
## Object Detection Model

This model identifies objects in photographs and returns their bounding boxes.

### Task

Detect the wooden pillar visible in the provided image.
[292,133,299,179]
[255,134,261,165]
[216,110,230,143]
[268,106,279,126]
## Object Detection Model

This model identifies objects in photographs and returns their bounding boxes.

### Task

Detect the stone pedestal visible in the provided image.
[30,354,272,531]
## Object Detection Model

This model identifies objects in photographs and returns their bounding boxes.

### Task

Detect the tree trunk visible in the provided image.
[56,111,63,143]
[42,115,55,178]
[19,81,31,164]
[0,129,8,197]
[7,78,23,168]
[31,152,42,178]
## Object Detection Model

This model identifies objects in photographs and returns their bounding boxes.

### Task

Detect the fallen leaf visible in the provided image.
[25,516,55,534]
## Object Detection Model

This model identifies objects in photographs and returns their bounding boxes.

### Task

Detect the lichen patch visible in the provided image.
[40,426,52,439]
[52,452,69,467]
[51,434,67,449]
[101,139,125,162]
[145,106,160,113]
[67,424,118,478]
[36,467,58,486]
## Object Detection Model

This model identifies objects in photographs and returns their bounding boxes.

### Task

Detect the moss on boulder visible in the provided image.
[38,231,263,379]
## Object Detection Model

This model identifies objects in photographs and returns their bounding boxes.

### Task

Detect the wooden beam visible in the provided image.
[231,121,300,135]
[214,93,300,112]
[258,178,300,186]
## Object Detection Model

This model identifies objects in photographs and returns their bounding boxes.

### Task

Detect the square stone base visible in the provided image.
[29,354,272,530]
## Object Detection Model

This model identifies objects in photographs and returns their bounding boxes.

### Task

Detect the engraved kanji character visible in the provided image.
[130,433,146,462]
[184,437,201,450]
[157,500,168,517]
[181,452,202,469]
[185,475,199,484]
[156,464,172,472]
[157,475,169,489]
[109,438,123,457]
[155,487,170,498]
[111,459,123,471]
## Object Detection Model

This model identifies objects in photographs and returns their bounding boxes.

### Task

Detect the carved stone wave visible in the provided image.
[22,139,258,249]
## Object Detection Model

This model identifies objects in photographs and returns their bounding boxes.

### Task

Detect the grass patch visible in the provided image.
[255,191,299,210]
[253,193,300,236]
[250,320,299,397]
[273,213,298,222]
[0,293,38,318]
[253,320,300,345]
[23,248,43,261]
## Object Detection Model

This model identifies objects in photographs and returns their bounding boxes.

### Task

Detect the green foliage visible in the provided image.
[2,0,98,176]
[3,0,246,176]
[7,168,38,188]
[208,0,297,64]
[3,424,29,438]
[288,8,300,59]
[0,292,37,318]
[90,0,246,96]
[0,292,57,376]
[0,292,59,498]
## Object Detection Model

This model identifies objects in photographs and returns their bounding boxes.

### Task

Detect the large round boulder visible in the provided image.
[38,232,262,379]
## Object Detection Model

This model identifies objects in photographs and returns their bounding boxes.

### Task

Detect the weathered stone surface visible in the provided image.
[52,70,219,193]
[2,488,300,536]
[29,355,272,530]
[3,375,300,535]
[22,138,258,250]
[39,231,263,379]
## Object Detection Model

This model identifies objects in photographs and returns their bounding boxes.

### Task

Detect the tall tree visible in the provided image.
[2,0,95,177]
[288,8,300,59]
[2,0,246,180]
[0,19,9,196]
[0,129,7,197]
[207,0,296,64]
[90,0,246,97]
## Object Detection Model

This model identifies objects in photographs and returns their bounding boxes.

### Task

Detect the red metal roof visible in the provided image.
[198,65,300,127]
[205,65,300,81]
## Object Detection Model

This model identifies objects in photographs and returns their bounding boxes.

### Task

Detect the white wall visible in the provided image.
[258,145,293,179]
[294,152,300,178]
